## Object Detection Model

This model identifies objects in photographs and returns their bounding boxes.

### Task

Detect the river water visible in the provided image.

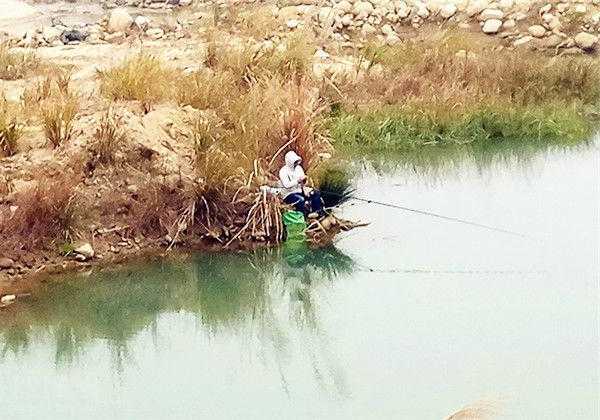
[0,139,598,419]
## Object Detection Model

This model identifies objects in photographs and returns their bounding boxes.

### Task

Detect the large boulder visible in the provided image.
[574,32,598,51]
[107,8,133,33]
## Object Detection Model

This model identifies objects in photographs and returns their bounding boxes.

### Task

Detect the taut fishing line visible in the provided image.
[327,191,529,238]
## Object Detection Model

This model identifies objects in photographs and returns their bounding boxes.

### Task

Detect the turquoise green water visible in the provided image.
[1,140,598,419]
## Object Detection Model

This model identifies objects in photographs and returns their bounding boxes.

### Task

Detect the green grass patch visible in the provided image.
[329,102,595,152]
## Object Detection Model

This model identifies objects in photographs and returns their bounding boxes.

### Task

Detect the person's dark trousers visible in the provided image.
[284,193,306,212]
[307,190,323,214]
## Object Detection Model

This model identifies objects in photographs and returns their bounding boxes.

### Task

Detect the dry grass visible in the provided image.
[202,31,315,85]
[0,173,78,253]
[41,93,78,148]
[89,107,127,165]
[0,43,41,80]
[0,98,22,157]
[98,55,175,109]
[237,6,280,40]
[341,33,600,108]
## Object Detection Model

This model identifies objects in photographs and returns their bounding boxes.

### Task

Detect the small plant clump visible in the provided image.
[0,98,22,157]
[0,173,78,254]
[0,43,41,80]
[98,55,175,109]
[89,108,127,165]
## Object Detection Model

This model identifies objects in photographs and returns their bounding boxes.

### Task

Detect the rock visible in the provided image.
[60,29,88,43]
[513,35,533,46]
[502,19,516,29]
[541,33,563,48]
[104,31,126,43]
[318,7,336,27]
[482,19,503,34]
[539,4,552,15]
[107,8,133,33]
[528,25,546,37]
[341,13,353,26]
[362,23,377,33]
[440,4,457,18]
[179,0,192,5]
[479,8,504,21]
[415,2,429,18]
[353,1,374,18]
[134,15,150,30]
[42,26,62,43]
[286,19,300,29]
[73,242,94,261]
[498,0,513,11]
[381,23,395,36]
[0,257,14,269]
[314,49,329,60]
[146,27,164,39]
[542,13,561,31]
[334,0,352,14]
[573,4,586,14]
[0,295,16,304]
[466,0,489,17]
[574,32,598,51]
[386,34,401,45]
[395,1,411,18]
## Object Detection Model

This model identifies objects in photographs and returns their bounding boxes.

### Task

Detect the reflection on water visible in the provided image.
[0,245,354,372]
[345,139,593,185]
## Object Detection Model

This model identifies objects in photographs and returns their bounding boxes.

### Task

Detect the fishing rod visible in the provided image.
[324,191,527,238]
[348,196,526,237]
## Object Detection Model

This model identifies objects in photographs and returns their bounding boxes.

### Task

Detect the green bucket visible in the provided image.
[282,210,307,242]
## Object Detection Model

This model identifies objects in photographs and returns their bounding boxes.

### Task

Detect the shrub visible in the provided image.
[98,55,174,106]
[0,99,22,157]
[0,43,41,80]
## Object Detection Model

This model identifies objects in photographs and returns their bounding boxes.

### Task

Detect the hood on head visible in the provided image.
[284,150,302,168]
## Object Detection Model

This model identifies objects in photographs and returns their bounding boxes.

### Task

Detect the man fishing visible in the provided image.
[279,150,323,218]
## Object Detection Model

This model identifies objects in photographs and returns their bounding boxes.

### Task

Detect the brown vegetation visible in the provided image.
[0,98,21,157]
[0,172,79,255]
[0,43,41,80]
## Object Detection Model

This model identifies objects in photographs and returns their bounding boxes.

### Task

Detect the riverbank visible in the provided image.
[1,0,599,296]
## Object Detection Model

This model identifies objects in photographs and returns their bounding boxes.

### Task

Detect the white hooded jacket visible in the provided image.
[279,151,306,198]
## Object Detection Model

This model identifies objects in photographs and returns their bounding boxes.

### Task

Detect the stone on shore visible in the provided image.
[73,243,95,261]
[574,32,599,50]
[482,19,503,34]
[108,8,133,33]
[0,257,14,270]
[440,4,457,18]
[479,8,504,21]
[528,25,547,37]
